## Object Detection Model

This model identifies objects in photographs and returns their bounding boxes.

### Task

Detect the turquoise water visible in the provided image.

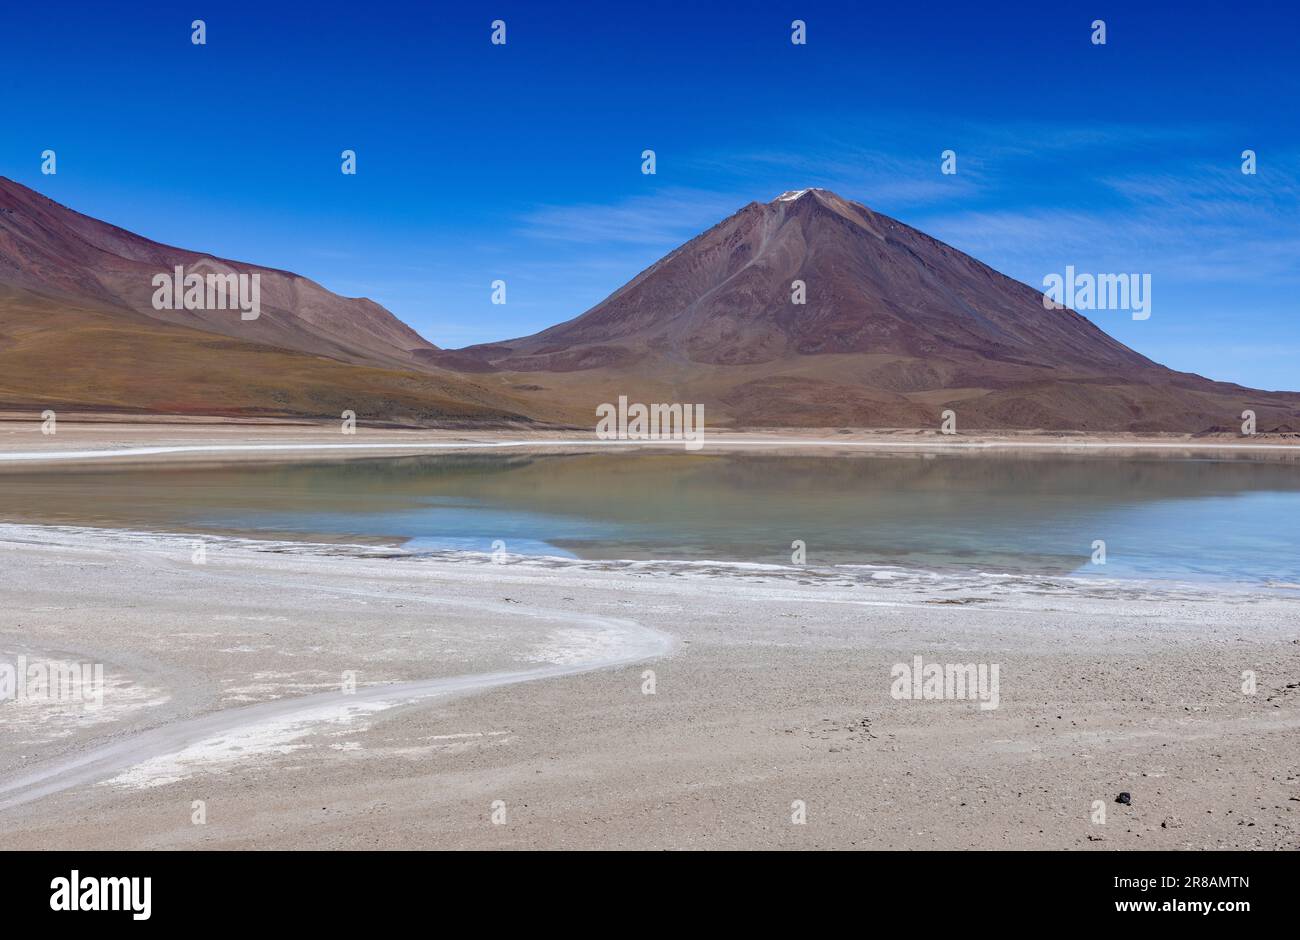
[1,451,1298,584]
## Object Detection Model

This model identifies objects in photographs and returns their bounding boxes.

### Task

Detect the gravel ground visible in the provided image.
[2,523,1297,850]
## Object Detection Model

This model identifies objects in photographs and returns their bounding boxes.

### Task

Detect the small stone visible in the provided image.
[1115,792,1132,805]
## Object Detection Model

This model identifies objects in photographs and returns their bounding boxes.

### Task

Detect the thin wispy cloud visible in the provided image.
[516,188,745,246]
[492,115,1295,386]
[967,120,1218,159]
[918,145,1300,288]
[923,207,1300,286]
[690,141,983,208]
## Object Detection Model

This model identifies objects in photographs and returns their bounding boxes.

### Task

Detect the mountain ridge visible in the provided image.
[1,179,1296,432]
[424,188,1298,431]
[0,176,439,371]
[0,177,536,426]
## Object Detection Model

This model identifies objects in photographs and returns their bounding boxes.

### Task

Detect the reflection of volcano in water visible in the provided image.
[1,450,1298,583]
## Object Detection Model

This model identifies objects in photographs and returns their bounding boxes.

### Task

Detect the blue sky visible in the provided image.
[3,0,1297,389]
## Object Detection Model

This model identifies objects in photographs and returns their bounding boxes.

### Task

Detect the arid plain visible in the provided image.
[1,420,1297,850]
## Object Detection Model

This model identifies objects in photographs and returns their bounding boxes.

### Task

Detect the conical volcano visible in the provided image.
[438,189,1299,431]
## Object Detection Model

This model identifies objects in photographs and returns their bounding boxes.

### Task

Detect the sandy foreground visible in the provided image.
[1,419,1298,850]
[1,517,1298,850]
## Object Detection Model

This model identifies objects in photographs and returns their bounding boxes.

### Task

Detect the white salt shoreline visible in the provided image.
[2,518,1298,849]
[0,520,1271,600]
[0,521,673,808]
[2,436,1299,464]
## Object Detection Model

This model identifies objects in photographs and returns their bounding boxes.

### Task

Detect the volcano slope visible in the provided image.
[433,188,1299,432]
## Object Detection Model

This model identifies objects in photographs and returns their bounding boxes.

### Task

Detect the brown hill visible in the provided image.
[0,176,435,370]
[0,178,531,425]
[438,189,1300,431]
[0,285,531,425]
[3,180,1294,432]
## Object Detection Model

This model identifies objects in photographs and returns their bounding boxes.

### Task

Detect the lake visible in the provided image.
[1,450,1298,584]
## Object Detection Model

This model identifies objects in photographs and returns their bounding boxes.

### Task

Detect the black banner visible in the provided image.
[0,850,1287,924]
